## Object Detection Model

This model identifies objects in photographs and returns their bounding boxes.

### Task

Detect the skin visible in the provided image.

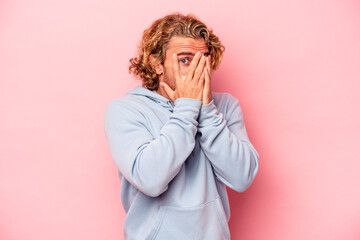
[152,36,213,105]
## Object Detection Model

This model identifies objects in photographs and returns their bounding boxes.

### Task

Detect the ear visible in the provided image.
[149,54,164,75]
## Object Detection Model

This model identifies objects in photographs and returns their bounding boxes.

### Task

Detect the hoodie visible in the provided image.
[104,85,259,240]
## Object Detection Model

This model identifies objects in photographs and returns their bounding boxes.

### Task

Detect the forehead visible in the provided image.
[166,36,208,54]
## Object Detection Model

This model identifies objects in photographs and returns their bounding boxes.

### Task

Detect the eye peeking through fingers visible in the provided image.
[179,57,192,66]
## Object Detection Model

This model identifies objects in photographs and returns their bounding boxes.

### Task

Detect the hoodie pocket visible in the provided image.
[148,198,230,240]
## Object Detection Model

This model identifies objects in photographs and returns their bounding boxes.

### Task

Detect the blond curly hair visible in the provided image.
[129,12,225,90]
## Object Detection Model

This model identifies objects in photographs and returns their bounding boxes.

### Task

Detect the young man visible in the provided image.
[104,12,259,240]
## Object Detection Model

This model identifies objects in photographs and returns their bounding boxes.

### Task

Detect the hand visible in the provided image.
[202,55,212,105]
[160,51,207,103]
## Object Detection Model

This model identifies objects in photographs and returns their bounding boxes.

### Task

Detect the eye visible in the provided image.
[179,58,191,66]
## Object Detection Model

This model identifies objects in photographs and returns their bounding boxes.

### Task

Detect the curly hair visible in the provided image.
[128,12,225,91]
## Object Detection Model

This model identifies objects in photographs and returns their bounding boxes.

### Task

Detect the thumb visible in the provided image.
[160,82,175,102]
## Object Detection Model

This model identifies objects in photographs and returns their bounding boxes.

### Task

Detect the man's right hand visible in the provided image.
[160,51,207,103]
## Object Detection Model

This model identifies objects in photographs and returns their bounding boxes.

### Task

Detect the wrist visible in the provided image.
[202,97,213,105]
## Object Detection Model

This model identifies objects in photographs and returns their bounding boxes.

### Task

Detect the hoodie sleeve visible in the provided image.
[104,97,202,197]
[197,93,259,192]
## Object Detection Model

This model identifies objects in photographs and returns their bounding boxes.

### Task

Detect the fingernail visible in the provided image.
[196,52,201,57]
[172,53,176,58]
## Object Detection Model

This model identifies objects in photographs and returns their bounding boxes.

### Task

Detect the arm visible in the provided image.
[197,94,259,192]
[104,97,202,197]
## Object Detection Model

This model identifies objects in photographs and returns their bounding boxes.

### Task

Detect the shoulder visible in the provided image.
[105,85,151,110]
[213,92,238,102]
[104,94,148,123]
[106,95,139,109]
[212,91,241,111]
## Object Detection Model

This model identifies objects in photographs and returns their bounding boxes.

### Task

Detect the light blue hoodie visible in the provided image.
[104,86,259,240]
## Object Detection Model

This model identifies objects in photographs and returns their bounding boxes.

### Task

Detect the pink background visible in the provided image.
[1,0,360,239]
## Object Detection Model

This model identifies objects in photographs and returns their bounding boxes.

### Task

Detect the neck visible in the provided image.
[156,86,171,101]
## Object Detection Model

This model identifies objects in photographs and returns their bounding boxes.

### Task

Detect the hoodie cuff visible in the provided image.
[173,97,202,121]
[198,99,223,128]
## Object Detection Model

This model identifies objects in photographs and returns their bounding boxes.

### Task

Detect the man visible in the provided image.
[104,12,259,240]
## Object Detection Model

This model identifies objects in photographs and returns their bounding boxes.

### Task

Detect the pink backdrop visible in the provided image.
[1,0,359,239]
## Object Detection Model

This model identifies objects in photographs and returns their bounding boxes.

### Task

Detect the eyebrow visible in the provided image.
[177,51,210,56]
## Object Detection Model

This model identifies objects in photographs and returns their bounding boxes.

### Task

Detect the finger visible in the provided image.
[199,67,206,85]
[204,65,211,90]
[206,55,212,75]
[192,55,207,82]
[203,66,212,103]
[204,55,211,79]
[171,53,182,81]
[160,82,175,102]
[186,51,202,80]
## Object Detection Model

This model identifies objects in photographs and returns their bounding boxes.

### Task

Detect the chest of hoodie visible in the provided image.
[129,94,221,203]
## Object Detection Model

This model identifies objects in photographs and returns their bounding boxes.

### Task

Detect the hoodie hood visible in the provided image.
[127,86,175,111]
